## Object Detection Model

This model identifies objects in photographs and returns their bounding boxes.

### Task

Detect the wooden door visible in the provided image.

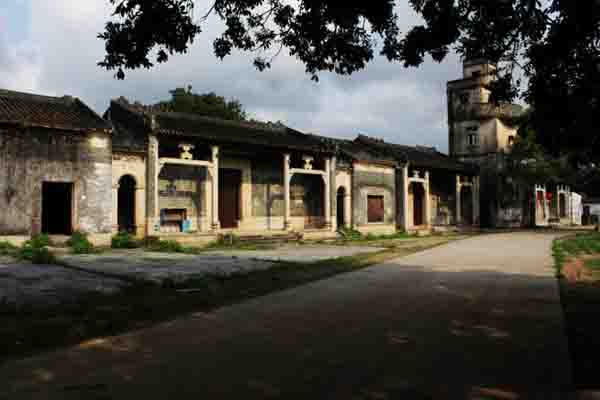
[219,169,241,229]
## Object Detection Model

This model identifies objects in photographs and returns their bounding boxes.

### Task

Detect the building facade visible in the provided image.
[0,90,113,245]
[0,89,480,246]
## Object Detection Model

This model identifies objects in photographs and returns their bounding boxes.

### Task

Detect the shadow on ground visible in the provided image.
[0,261,575,399]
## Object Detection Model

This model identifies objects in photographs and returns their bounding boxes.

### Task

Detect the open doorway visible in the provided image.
[411,182,425,226]
[460,186,474,225]
[219,169,242,229]
[337,187,346,228]
[42,182,73,235]
[118,175,136,233]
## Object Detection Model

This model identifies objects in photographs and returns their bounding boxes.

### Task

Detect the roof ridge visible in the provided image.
[0,88,69,103]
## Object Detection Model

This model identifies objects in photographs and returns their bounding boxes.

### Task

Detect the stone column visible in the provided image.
[402,166,410,231]
[324,158,332,229]
[424,171,431,227]
[146,134,160,235]
[135,185,146,237]
[472,176,479,226]
[330,156,337,232]
[112,183,119,234]
[455,174,462,225]
[283,154,291,230]
[344,190,352,227]
[211,146,220,230]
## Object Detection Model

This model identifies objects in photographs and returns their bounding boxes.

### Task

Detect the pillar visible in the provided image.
[135,185,146,237]
[146,134,160,235]
[112,183,119,234]
[283,154,291,230]
[324,158,332,229]
[330,156,337,232]
[211,145,220,230]
[402,166,410,231]
[455,174,462,225]
[344,190,352,227]
[424,171,431,227]
[472,176,479,226]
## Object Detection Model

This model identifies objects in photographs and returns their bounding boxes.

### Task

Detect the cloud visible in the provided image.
[13,0,463,153]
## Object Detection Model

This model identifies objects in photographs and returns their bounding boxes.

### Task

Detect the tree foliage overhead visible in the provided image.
[154,86,247,121]
[99,0,599,159]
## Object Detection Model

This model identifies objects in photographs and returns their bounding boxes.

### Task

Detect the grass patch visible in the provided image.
[553,233,600,276]
[584,258,600,271]
[337,227,412,243]
[147,239,186,253]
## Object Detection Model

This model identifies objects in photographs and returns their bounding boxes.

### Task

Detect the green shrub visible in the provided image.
[29,234,51,248]
[67,231,95,254]
[0,241,18,256]
[148,239,184,253]
[20,238,56,264]
[338,227,363,241]
[111,231,140,249]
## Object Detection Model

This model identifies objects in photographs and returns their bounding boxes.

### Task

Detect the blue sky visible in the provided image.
[0,1,466,153]
[0,0,29,41]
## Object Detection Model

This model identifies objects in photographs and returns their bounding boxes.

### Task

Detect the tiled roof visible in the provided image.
[108,100,334,153]
[0,89,110,131]
[354,135,478,174]
[312,134,397,165]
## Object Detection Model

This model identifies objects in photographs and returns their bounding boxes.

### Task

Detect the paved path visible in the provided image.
[0,233,572,399]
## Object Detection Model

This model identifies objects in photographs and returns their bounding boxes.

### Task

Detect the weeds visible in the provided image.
[553,233,600,276]
[111,231,140,249]
[147,239,185,253]
[337,227,412,243]
[20,235,56,264]
[67,231,95,254]
[0,241,18,256]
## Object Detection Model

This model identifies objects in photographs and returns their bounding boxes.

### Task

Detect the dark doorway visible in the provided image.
[461,187,473,225]
[42,182,73,235]
[412,183,425,226]
[337,187,346,228]
[559,194,567,218]
[219,169,241,229]
[118,175,136,233]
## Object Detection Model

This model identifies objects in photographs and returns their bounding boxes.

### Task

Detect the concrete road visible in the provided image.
[0,233,572,399]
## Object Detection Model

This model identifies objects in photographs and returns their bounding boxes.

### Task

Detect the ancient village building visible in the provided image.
[0,89,481,246]
[106,98,481,242]
[0,89,112,245]
[447,59,578,228]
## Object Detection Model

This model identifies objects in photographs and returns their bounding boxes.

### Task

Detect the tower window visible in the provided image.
[508,135,515,145]
[467,133,479,146]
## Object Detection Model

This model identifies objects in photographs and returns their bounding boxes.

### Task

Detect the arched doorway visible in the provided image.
[460,186,473,225]
[411,182,425,226]
[118,175,136,233]
[337,187,346,228]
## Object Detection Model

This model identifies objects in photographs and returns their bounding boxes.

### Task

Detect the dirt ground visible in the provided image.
[559,255,600,389]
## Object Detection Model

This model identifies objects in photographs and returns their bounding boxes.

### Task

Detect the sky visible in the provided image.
[0,0,466,153]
